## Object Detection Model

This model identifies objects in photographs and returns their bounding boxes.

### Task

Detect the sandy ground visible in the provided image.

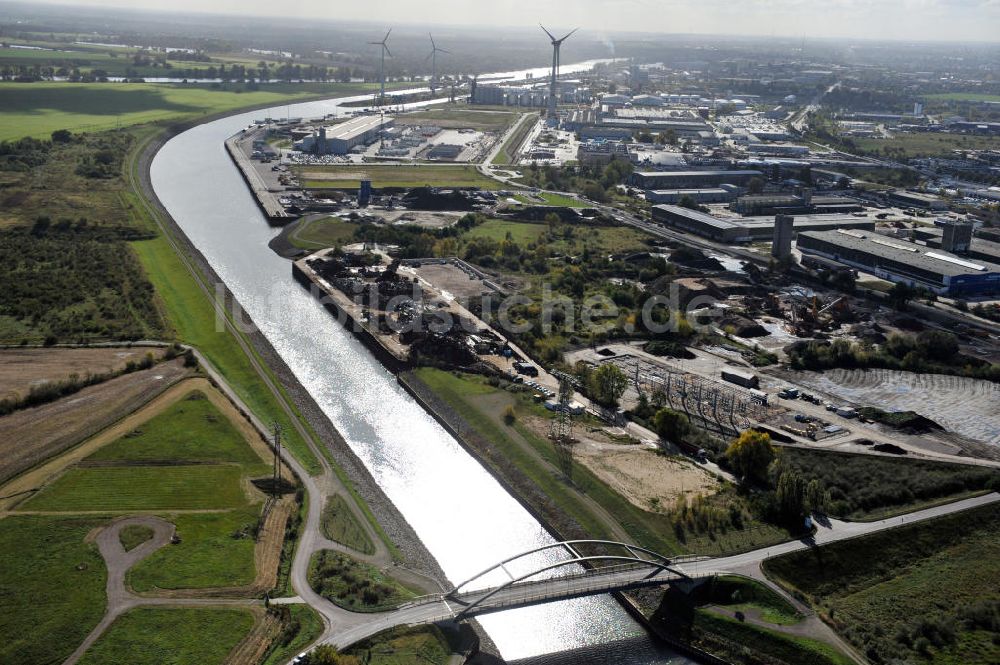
[575,447,720,513]
[0,358,190,488]
[0,346,166,401]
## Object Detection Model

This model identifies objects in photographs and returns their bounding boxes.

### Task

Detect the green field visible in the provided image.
[296,164,503,190]
[309,550,419,612]
[852,132,1000,158]
[88,390,265,466]
[0,81,385,141]
[289,217,360,250]
[23,464,249,511]
[77,608,255,665]
[0,515,108,665]
[465,219,548,245]
[515,191,589,207]
[396,108,519,132]
[764,502,1000,665]
[128,508,259,591]
[925,93,1000,103]
[321,493,375,555]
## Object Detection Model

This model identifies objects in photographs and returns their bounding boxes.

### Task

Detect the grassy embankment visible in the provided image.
[321,494,376,555]
[308,550,419,612]
[640,575,852,665]
[289,216,360,250]
[411,367,789,557]
[492,112,536,165]
[76,608,255,665]
[780,447,999,521]
[764,502,1000,665]
[0,81,391,141]
[296,164,504,190]
[341,625,458,665]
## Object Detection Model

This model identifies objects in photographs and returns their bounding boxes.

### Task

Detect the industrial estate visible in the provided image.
[1,3,999,665]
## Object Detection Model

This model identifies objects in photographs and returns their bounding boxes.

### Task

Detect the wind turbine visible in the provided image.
[426,33,450,92]
[540,24,577,116]
[368,28,392,106]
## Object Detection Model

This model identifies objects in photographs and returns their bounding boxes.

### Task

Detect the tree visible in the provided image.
[677,194,702,211]
[775,469,806,522]
[747,177,765,195]
[582,181,608,202]
[50,129,72,144]
[653,408,690,442]
[805,478,829,514]
[725,430,775,486]
[590,363,628,407]
[887,282,915,310]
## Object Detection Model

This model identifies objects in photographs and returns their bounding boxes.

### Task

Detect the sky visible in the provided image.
[26,0,1000,43]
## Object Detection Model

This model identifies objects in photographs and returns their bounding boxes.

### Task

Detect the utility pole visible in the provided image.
[271,421,282,497]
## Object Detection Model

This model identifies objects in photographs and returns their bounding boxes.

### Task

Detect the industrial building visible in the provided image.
[886,189,947,211]
[643,188,736,204]
[797,229,1000,297]
[730,192,862,216]
[631,170,764,189]
[912,222,1000,265]
[294,115,394,155]
[651,205,874,243]
[576,140,629,166]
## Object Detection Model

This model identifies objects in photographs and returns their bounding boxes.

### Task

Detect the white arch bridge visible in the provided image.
[323,540,716,650]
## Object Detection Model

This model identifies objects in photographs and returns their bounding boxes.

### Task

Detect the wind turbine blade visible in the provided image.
[429,33,436,49]
[383,44,393,58]
[383,28,392,42]
[539,24,556,42]
[439,48,451,54]
[426,51,434,62]
[559,28,579,42]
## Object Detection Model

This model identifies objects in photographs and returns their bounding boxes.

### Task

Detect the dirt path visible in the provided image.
[63,516,261,665]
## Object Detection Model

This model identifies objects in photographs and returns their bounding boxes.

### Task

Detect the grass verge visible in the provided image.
[0,515,107,665]
[321,494,376,555]
[76,607,255,665]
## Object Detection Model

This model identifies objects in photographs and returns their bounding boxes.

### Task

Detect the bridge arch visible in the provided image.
[445,540,691,619]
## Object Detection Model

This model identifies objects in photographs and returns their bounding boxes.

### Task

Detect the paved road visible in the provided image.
[303,492,999,655]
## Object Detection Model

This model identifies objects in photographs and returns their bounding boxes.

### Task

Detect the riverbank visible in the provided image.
[134,118,502,660]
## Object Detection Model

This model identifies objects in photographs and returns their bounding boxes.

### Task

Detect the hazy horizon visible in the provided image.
[14,0,1000,44]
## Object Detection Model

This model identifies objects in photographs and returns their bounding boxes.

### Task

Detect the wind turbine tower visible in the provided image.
[368,28,392,106]
[427,33,450,92]
[540,24,577,116]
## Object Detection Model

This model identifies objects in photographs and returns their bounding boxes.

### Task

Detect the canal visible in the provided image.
[150,82,692,664]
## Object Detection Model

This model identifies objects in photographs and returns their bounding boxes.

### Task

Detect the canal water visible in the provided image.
[150,81,691,664]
